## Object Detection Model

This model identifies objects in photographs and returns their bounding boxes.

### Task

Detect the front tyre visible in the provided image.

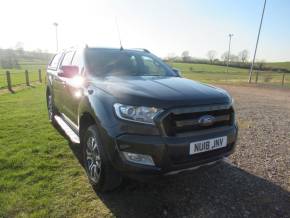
[83,125,122,192]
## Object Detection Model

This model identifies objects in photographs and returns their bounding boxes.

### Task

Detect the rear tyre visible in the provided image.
[82,125,122,192]
[47,91,57,126]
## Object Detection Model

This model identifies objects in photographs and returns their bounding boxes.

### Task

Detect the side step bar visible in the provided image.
[54,115,80,144]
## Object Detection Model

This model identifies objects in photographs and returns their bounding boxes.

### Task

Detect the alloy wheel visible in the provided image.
[48,95,53,121]
[86,136,102,183]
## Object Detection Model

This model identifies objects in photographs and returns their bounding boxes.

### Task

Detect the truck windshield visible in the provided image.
[85,49,176,77]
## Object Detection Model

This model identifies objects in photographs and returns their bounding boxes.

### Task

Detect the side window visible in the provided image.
[49,53,62,69]
[72,50,83,66]
[61,51,75,66]
[72,50,84,74]
[141,56,166,76]
[130,55,137,67]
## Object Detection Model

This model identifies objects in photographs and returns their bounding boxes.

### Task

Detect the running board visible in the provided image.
[54,115,80,144]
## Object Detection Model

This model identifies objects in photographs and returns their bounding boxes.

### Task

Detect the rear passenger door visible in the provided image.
[58,51,76,121]
[47,52,64,111]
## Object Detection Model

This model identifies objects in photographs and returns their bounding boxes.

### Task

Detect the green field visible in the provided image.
[265,61,290,71]
[0,86,113,217]
[0,62,289,90]
[170,62,290,87]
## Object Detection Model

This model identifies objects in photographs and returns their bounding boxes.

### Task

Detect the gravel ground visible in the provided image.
[224,85,290,192]
[99,85,290,218]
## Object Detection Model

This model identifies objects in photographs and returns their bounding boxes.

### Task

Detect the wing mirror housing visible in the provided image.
[172,68,182,77]
[58,65,79,78]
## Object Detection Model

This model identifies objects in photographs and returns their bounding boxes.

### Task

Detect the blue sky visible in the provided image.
[0,0,289,61]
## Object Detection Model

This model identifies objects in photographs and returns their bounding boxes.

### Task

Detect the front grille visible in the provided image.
[161,106,234,136]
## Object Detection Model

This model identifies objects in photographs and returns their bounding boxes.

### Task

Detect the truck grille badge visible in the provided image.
[198,115,216,127]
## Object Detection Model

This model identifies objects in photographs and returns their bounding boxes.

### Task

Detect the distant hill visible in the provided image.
[0,48,52,69]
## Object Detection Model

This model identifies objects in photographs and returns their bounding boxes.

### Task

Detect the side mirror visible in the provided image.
[172,68,182,77]
[58,65,79,78]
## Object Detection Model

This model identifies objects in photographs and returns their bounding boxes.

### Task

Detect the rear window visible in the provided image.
[49,53,62,69]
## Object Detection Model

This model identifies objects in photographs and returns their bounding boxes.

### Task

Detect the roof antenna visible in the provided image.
[115,17,123,50]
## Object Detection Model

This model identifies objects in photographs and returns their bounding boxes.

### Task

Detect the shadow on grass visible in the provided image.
[0,84,37,94]
[53,124,84,167]
[56,127,290,218]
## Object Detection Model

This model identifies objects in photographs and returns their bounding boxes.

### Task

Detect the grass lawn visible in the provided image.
[0,85,112,217]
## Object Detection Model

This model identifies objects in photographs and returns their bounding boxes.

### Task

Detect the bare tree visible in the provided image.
[181,51,190,62]
[15,41,24,55]
[206,50,217,64]
[0,49,19,69]
[256,59,266,70]
[166,53,177,61]
[238,49,249,63]
[221,52,229,64]
[229,54,239,62]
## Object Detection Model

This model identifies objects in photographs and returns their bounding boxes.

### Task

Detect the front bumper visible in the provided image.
[102,124,238,179]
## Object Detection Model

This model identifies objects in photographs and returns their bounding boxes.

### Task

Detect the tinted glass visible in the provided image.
[71,50,84,74]
[85,49,175,77]
[141,55,167,76]
[61,51,75,66]
[72,50,83,67]
[50,53,62,69]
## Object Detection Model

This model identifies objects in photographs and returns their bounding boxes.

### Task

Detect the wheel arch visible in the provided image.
[78,95,114,141]
[46,85,51,98]
[79,112,97,144]
[46,85,54,101]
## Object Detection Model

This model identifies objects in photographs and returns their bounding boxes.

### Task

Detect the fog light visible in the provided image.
[122,152,155,166]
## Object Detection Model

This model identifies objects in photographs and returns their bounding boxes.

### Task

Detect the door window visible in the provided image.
[61,51,75,66]
[49,53,63,69]
[72,50,84,74]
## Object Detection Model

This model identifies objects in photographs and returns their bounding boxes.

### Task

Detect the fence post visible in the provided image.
[6,71,13,92]
[282,73,285,86]
[25,70,30,86]
[255,71,259,84]
[38,69,42,83]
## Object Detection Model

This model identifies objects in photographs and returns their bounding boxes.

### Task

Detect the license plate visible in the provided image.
[189,136,227,155]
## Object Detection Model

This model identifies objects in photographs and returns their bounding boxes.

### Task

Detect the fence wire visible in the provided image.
[0,73,6,89]
[0,66,289,91]
[0,68,45,90]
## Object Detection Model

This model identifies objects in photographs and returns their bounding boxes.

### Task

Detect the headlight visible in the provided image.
[113,103,163,125]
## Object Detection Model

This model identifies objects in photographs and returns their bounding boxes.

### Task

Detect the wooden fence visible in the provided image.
[252,71,288,86]
[0,68,289,93]
[0,69,44,92]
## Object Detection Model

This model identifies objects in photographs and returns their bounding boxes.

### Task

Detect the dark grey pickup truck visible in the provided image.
[46,47,238,192]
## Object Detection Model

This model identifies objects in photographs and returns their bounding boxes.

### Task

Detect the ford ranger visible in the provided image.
[46,47,238,192]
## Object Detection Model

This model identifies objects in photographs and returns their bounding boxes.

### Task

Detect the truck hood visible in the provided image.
[89,76,231,108]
